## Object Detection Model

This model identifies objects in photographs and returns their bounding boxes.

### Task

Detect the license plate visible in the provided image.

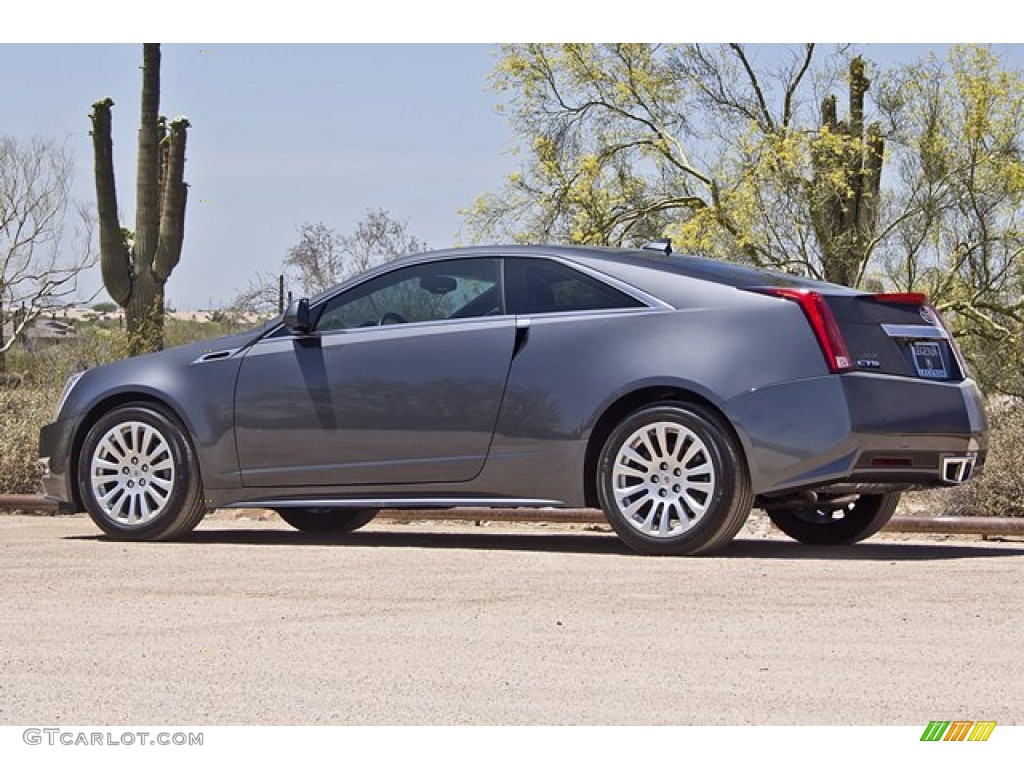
[911,341,947,379]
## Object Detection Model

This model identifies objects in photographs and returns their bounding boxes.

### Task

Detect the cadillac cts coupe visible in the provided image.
[39,244,988,555]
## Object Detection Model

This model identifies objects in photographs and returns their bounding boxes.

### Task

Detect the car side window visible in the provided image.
[315,259,503,332]
[504,258,645,315]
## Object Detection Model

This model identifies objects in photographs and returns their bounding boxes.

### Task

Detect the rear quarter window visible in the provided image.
[505,258,645,314]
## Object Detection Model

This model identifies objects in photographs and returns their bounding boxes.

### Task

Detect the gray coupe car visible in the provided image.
[39,244,987,554]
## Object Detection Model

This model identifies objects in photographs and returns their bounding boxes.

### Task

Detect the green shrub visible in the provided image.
[164,315,254,348]
[1,328,128,495]
[944,398,1024,517]
[0,386,54,494]
[11,326,129,386]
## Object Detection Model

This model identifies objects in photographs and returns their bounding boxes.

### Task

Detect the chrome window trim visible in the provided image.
[315,313,514,339]
[259,251,672,342]
[514,306,667,322]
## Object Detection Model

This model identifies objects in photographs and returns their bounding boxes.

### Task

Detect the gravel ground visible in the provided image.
[1,513,1022,725]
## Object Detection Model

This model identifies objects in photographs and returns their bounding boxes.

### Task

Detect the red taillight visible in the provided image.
[756,288,853,373]
[868,292,929,305]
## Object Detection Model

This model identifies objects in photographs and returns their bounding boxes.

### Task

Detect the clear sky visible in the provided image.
[0,44,516,310]
[2,41,1023,309]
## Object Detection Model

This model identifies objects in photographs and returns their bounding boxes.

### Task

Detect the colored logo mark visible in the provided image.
[920,720,997,742]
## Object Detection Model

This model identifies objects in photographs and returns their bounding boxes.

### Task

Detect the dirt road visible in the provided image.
[1,514,1021,725]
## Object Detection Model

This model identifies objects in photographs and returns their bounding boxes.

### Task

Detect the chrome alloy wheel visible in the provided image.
[89,420,176,525]
[610,420,716,538]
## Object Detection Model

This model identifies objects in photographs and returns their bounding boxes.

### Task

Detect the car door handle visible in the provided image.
[513,317,530,359]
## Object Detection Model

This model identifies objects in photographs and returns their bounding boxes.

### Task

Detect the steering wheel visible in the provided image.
[378,312,408,326]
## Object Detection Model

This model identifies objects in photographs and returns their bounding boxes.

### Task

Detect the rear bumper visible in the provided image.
[726,373,988,495]
[840,373,986,486]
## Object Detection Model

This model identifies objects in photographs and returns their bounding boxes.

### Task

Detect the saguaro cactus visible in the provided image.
[90,44,189,354]
[810,56,885,288]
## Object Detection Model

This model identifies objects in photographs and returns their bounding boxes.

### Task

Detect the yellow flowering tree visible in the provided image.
[466,45,887,278]
[467,43,1024,393]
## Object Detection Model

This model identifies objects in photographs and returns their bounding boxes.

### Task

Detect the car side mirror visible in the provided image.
[283,298,313,335]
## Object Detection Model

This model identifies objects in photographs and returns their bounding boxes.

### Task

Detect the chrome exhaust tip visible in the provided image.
[942,454,976,485]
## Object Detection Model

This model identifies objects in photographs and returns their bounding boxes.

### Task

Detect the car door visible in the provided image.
[233,257,514,487]
[492,256,653,441]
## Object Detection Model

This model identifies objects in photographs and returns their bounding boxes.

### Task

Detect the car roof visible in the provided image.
[301,244,862,312]
[404,244,862,297]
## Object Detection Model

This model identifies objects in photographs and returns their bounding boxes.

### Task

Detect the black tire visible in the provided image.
[596,402,753,555]
[77,404,206,541]
[275,507,378,534]
[765,492,900,545]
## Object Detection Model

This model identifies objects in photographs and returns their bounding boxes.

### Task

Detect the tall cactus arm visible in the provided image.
[157,115,168,193]
[154,118,190,282]
[821,94,837,131]
[858,124,885,237]
[89,97,132,305]
[848,57,868,137]
[134,43,161,273]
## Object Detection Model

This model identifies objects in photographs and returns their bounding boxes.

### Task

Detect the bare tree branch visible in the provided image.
[0,136,95,370]
[783,44,816,129]
[728,44,776,132]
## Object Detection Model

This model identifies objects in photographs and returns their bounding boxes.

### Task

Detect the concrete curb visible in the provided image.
[2,494,1023,535]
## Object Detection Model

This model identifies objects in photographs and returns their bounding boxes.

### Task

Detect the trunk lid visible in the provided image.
[824,293,966,381]
[751,286,967,382]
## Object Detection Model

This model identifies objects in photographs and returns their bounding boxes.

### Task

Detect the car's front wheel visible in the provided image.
[765,492,900,545]
[275,507,378,534]
[77,404,206,541]
[597,403,753,555]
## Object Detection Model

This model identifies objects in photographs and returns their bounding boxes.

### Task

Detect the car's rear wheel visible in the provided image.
[765,492,900,545]
[77,404,206,541]
[275,507,378,534]
[597,403,753,555]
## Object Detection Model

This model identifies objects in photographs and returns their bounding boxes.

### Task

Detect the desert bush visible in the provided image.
[1,328,128,494]
[4,315,249,390]
[164,315,257,348]
[6,325,129,388]
[0,386,54,494]
[944,398,1024,517]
